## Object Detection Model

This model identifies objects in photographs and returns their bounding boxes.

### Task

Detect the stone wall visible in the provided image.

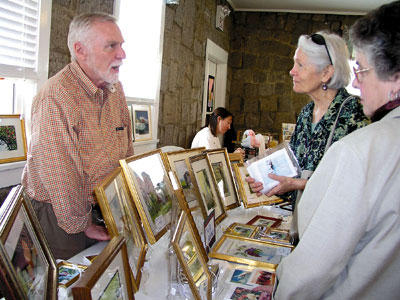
[228,12,360,137]
[158,0,233,148]
[48,0,114,77]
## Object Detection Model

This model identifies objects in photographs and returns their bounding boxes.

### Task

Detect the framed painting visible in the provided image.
[204,148,240,209]
[233,163,283,208]
[188,153,226,224]
[246,215,282,229]
[95,167,148,291]
[206,75,215,112]
[209,234,292,270]
[0,185,57,300]
[163,147,205,210]
[132,104,152,141]
[0,115,27,164]
[253,228,292,246]
[57,261,87,288]
[171,210,211,300]
[120,149,173,244]
[72,236,133,300]
[226,267,276,287]
[224,223,258,238]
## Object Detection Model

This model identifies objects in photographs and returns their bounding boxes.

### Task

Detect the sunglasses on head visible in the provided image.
[310,33,333,65]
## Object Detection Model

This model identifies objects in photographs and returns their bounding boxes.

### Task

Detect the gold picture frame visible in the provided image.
[94,167,148,292]
[171,210,211,300]
[120,149,173,244]
[252,228,292,246]
[57,261,87,288]
[163,147,205,210]
[0,185,57,299]
[72,236,133,300]
[209,234,292,271]
[224,223,258,238]
[0,115,27,164]
[204,148,240,210]
[233,163,283,208]
[132,104,152,141]
[188,153,226,224]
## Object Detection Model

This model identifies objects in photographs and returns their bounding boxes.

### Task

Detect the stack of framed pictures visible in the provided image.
[0,185,57,299]
[94,167,148,292]
[72,236,134,300]
[120,149,174,244]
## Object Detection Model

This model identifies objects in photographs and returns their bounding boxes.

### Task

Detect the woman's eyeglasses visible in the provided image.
[353,65,372,82]
[310,33,333,65]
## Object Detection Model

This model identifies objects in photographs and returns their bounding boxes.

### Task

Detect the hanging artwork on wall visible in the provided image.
[206,75,215,112]
[0,115,27,164]
[132,104,152,141]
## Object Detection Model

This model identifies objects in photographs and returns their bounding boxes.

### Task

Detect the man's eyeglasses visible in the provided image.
[353,66,372,82]
[310,33,333,65]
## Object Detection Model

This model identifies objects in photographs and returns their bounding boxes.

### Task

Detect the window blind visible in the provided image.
[0,0,39,75]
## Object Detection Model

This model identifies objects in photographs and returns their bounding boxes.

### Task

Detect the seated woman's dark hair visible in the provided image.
[206,107,233,136]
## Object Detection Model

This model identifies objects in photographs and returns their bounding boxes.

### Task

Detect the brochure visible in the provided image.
[245,142,300,194]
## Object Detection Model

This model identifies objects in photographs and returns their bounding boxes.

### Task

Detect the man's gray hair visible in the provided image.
[297,31,351,89]
[67,12,117,61]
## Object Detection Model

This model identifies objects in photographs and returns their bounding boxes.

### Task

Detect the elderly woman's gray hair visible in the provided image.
[297,31,351,90]
[67,13,117,61]
[350,1,400,81]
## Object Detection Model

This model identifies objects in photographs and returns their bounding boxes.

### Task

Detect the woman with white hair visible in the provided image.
[248,31,369,204]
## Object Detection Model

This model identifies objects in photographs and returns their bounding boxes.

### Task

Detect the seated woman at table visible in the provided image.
[247,30,369,203]
[191,107,244,156]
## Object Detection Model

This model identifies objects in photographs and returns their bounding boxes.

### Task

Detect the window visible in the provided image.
[0,0,52,142]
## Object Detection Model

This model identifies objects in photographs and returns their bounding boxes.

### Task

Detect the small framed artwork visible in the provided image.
[229,286,272,300]
[204,148,240,209]
[0,185,57,299]
[95,167,148,291]
[224,223,258,238]
[120,149,173,244]
[132,104,152,141]
[0,115,27,164]
[227,268,253,285]
[163,147,205,210]
[233,163,283,208]
[188,153,226,224]
[253,228,292,246]
[206,75,215,112]
[72,236,133,300]
[57,261,87,288]
[246,215,282,229]
[209,234,292,270]
[171,210,211,300]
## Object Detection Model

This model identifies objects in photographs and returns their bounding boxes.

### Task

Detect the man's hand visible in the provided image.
[265,174,307,197]
[84,224,110,241]
[245,176,264,196]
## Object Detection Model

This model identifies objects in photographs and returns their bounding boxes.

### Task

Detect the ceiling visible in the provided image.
[226,0,393,15]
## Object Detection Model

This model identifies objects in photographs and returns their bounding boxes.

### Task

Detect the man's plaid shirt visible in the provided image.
[22,61,134,234]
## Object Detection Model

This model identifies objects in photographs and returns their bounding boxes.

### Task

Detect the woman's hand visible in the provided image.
[265,174,307,197]
[234,147,245,159]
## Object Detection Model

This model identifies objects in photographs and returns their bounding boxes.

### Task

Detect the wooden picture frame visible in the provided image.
[224,223,258,238]
[0,185,57,300]
[204,148,240,210]
[246,215,282,228]
[120,149,173,244]
[95,167,148,291]
[163,147,205,210]
[132,104,152,141]
[72,236,133,300]
[188,153,226,224]
[209,234,292,271]
[233,163,283,208]
[171,210,211,300]
[0,115,27,164]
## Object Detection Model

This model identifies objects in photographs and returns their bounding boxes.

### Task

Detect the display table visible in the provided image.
[59,204,291,299]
